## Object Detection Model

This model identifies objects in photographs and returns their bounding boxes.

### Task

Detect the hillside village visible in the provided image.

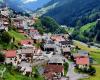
[0,5,99,80]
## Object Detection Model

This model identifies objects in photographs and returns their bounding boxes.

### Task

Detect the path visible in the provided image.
[0,67,6,78]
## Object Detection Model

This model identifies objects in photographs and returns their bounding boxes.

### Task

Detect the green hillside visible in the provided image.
[72,21,100,43]
[33,16,67,34]
[80,22,96,33]
[8,30,27,42]
[0,30,27,50]
[37,0,100,27]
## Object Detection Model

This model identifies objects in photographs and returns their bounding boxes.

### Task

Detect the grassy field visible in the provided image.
[0,42,17,49]
[80,22,96,33]
[0,30,28,49]
[74,22,97,42]
[73,40,100,52]
[8,30,27,42]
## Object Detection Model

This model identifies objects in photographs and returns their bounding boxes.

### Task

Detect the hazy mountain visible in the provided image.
[35,0,100,27]
[5,0,51,12]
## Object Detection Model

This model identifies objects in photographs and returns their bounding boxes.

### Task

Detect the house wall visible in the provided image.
[5,57,17,66]
[78,64,89,69]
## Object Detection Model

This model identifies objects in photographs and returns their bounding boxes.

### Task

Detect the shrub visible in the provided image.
[0,52,5,62]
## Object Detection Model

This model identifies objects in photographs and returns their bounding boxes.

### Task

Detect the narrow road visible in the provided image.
[67,61,89,80]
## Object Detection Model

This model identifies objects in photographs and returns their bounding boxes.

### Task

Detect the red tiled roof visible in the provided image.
[44,64,64,79]
[20,39,33,45]
[5,50,16,58]
[76,57,89,65]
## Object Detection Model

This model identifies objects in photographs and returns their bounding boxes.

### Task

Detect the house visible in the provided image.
[73,50,89,58]
[44,64,64,80]
[26,17,36,26]
[73,50,90,69]
[33,49,43,59]
[78,50,89,55]
[33,34,42,42]
[0,21,8,31]
[16,48,34,75]
[75,57,90,69]
[62,47,71,56]
[4,50,17,66]
[48,55,65,65]
[17,61,32,75]
[2,18,9,27]
[19,39,33,46]
[60,40,72,47]
[0,7,10,17]
[43,51,53,59]
[11,17,28,29]
[51,35,65,43]
[43,43,56,51]
[42,33,51,40]
[17,48,34,63]
[29,28,39,36]
[46,40,55,44]
[28,28,42,42]
[12,18,23,29]
[43,39,56,51]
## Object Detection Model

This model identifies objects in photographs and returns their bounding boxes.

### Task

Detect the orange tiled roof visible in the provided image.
[51,36,65,42]
[5,50,16,58]
[76,57,89,65]
[20,39,33,45]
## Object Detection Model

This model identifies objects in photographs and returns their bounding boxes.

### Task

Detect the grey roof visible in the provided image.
[60,40,71,45]
[73,50,89,57]
[18,61,31,67]
[17,48,34,54]
[48,55,65,64]
[44,44,56,49]
[78,50,89,54]
[47,40,54,44]
[18,61,32,72]
[73,53,88,57]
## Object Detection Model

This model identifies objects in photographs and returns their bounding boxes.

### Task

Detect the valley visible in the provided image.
[0,0,100,80]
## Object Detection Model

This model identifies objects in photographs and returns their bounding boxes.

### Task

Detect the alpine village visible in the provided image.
[0,0,100,80]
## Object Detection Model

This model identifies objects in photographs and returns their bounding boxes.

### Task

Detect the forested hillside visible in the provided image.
[33,16,67,34]
[72,20,100,43]
[35,0,100,27]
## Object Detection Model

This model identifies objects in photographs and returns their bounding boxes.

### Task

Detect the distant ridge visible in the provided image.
[35,0,100,27]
